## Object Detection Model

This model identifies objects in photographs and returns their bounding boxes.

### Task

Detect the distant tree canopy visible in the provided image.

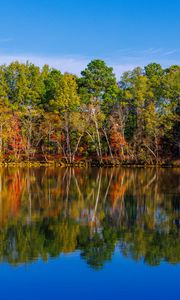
[0,60,179,163]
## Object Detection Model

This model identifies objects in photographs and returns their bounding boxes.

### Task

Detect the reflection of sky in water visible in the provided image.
[0,251,180,300]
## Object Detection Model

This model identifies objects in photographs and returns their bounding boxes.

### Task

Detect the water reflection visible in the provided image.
[0,167,179,269]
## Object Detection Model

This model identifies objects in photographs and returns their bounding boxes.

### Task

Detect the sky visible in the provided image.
[0,0,179,78]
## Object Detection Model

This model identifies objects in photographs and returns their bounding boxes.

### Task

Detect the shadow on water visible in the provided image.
[0,167,179,269]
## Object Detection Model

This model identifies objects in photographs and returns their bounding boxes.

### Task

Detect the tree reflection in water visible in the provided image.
[0,167,179,269]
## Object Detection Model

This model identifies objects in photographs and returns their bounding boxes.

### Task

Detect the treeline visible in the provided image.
[0,60,179,164]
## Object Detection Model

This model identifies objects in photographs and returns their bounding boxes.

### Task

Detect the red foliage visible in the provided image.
[8,115,26,155]
[110,124,127,155]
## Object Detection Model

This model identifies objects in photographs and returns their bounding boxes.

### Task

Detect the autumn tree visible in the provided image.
[49,73,80,162]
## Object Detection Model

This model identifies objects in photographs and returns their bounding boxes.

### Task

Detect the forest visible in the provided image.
[0,60,179,164]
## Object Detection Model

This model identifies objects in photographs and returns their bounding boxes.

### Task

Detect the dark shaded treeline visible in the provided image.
[0,60,179,164]
[0,167,179,269]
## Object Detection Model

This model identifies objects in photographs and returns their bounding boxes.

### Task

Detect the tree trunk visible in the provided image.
[72,134,83,162]
[103,128,113,158]
[86,131,100,157]
[93,114,102,161]
[0,124,2,158]
[65,112,72,163]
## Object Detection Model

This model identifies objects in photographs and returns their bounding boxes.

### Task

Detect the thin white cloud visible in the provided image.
[163,50,178,56]
[106,48,180,78]
[0,50,179,79]
[0,53,135,77]
[111,64,136,78]
[0,54,89,75]
[108,48,180,61]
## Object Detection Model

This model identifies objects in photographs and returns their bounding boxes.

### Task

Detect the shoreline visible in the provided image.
[0,159,179,168]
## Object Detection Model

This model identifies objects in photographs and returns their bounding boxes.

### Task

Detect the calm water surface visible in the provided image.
[0,167,180,300]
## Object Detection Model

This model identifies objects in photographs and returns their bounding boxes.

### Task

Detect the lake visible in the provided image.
[0,167,179,300]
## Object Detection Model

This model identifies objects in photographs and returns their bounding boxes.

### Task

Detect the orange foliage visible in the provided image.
[8,115,26,155]
[110,124,127,156]
[109,174,128,210]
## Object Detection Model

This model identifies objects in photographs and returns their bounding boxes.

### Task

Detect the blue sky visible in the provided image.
[0,0,179,78]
